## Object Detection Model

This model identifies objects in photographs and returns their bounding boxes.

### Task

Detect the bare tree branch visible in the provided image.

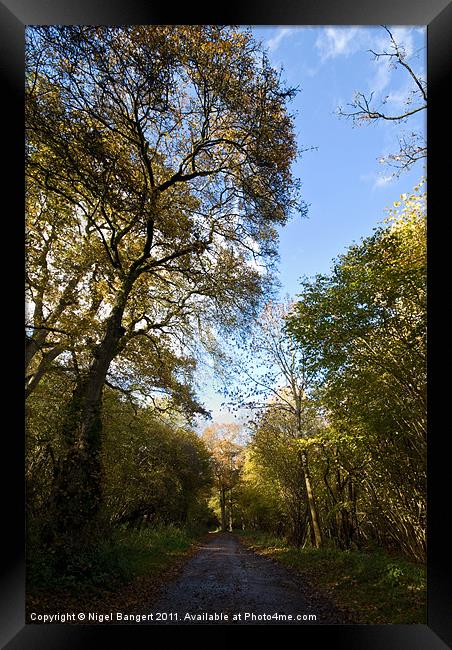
[337,25,426,176]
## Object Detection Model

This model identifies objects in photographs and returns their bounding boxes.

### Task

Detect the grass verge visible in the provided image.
[27,524,208,619]
[237,530,426,624]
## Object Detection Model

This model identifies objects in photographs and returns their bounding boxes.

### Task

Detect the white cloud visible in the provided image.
[315,27,361,62]
[368,57,392,95]
[266,27,295,52]
[305,65,321,77]
[316,26,420,103]
[316,25,420,66]
[360,171,394,190]
[372,26,415,63]
[373,174,393,188]
[388,26,415,58]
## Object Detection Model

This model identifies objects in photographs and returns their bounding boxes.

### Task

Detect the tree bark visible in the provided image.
[26,274,80,371]
[220,487,227,532]
[301,451,322,549]
[293,393,322,549]
[25,344,65,398]
[47,282,132,550]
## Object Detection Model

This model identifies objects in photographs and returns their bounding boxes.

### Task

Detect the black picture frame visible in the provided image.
[2,1,451,646]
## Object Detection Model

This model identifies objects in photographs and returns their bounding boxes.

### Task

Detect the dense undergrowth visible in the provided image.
[27,524,206,616]
[237,531,426,624]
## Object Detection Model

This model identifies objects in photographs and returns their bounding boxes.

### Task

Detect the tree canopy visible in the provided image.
[25,25,303,553]
[221,183,426,560]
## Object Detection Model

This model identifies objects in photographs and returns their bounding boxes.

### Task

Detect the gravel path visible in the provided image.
[145,533,347,625]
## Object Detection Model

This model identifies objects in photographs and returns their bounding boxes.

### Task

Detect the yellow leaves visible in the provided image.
[294,436,320,449]
[383,181,426,243]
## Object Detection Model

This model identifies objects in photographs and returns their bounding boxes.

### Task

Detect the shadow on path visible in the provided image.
[144,533,347,625]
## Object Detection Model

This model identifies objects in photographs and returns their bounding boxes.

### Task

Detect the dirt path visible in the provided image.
[145,533,347,625]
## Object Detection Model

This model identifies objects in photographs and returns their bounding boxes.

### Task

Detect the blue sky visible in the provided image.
[196,25,426,428]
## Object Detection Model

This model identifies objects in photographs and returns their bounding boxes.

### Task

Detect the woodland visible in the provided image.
[25,25,426,620]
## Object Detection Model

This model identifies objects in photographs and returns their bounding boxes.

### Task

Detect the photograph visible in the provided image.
[24,23,428,627]
[0,3,448,645]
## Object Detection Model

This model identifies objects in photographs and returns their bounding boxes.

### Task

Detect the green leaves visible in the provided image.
[286,183,426,560]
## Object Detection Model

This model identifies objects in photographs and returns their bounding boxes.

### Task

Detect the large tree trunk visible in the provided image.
[47,286,131,553]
